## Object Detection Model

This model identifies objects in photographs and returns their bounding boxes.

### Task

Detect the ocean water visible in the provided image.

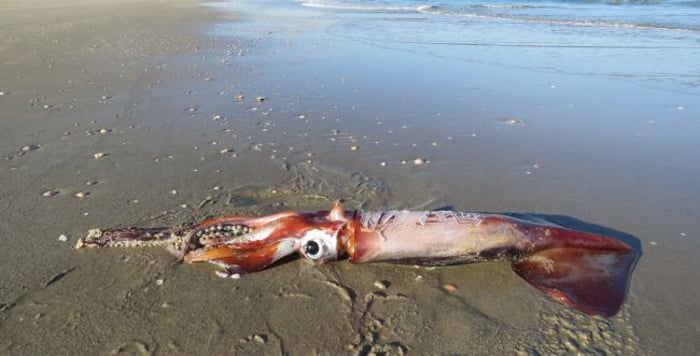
[298,0,699,31]
[292,0,699,89]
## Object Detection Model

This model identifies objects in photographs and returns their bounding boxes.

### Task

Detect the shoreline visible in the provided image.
[1,0,699,354]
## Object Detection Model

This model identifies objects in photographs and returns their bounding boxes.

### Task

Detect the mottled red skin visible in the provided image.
[509,224,637,317]
[186,241,294,273]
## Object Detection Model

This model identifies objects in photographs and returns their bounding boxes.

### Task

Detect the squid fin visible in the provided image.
[512,228,638,317]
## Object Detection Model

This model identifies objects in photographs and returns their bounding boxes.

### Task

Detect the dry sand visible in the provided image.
[1,0,699,354]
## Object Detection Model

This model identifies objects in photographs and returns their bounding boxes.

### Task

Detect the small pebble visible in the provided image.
[74,191,88,198]
[256,96,266,102]
[650,241,658,246]
[413,158,427,165]
[373,280,389,290]
[234,94,244,100]
[213,186,222,191]
[350,145,358,151]
[42,190,59,197]
[252,334,266,344]
[180,204,188,209]
[98,128,111,134]
[170,190,178,195]
[215,271,230,279]
[380,161,387,167]
[230,273,241,280]
[93,152,107,159]
[156,279,164,286]
[58,234,68,242]
[443,283,458,292]
[85,180,99,186]
[680,232,687,237]
[220,148,233,154]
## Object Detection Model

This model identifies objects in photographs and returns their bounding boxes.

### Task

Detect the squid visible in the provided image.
[77,202,638,317]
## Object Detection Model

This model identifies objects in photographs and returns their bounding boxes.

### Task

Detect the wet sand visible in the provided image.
[1,0,699,354]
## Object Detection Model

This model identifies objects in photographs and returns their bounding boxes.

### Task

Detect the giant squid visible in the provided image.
[77,201,638,317]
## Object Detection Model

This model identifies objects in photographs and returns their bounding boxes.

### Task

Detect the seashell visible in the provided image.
[21,144,40,152]
[42,190,59,197]
[413,157,427,165]
[373,280,389,290]
[443,283,458,292]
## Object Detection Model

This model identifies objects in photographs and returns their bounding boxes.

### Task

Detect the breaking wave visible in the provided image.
[296,0,700,32]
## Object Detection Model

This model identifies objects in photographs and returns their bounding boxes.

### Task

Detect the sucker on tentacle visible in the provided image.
[76,226,195,258]
[77,201,638,317]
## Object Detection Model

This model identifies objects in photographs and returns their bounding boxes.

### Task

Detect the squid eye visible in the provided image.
[303,239,323,260]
